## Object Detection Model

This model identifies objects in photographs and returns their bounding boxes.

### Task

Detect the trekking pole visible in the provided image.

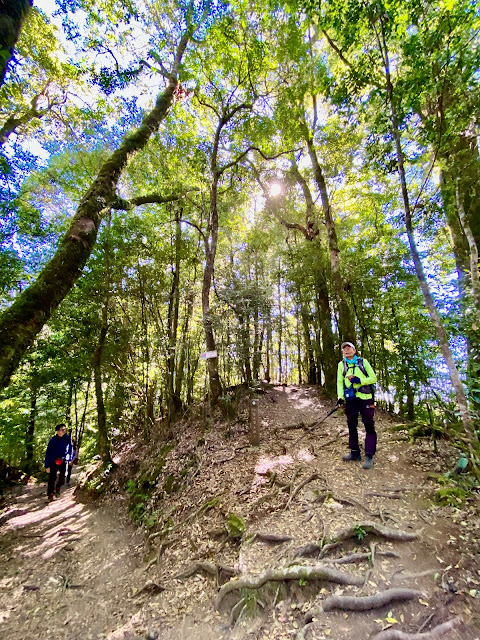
[292,407,339,448]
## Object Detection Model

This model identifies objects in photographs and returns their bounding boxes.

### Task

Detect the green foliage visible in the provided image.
[354,525,367,541]
[226,513,245,539]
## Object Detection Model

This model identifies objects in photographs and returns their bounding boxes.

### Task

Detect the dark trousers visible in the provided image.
[47,461,66,496]
[345,397,377,457]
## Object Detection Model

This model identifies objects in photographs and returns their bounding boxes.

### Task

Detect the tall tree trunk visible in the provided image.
[93,220,112,465]
[277,267,283,383]
[175,275,196,410]
[265,307,272,383]
[300,300,316,384]
[0,0,32,86]
[93,323,111,466]
[315,269,336,396]
[65,378,74,431]
[24,375,37,472]
[0,34,191,390]
[375,16,476,456]
[167,213,183,420]
[302,122,355,343]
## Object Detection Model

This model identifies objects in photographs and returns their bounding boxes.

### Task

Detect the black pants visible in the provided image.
[47,461,66,496]
[345,397,377,457]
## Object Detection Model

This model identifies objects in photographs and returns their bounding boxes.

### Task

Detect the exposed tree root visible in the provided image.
[328,492,376,515]
[174,561,236,582]
[252,532,292,544]
[252,488,282,510]
[295,542,322,558]
[296,622,314,640]
[371,616,463,640]
[319,522,418,557]
[285,473,321,510]
[144,537,179,571]
[322,550,399,564]
[131,581,165,598]
[304,588,421,620]
[391,569,438,582]
[215,564,364,610]
[366,492,403,500]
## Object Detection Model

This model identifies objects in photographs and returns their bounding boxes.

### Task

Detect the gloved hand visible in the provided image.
[349,376,361,384]
[336,398,345,407]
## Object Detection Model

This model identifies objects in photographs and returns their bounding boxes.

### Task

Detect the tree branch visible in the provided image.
[110,189,199,210]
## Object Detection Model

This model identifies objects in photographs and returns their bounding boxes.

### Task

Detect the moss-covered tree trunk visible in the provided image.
[0,15,198,390]
[0,0,32,86]
[0,78,181,391]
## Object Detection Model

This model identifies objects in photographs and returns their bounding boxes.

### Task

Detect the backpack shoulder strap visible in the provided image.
[356,357,367,376]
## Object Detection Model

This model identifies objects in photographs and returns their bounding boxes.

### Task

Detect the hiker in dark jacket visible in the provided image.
[44,423,73,502]
[336,342,377,469]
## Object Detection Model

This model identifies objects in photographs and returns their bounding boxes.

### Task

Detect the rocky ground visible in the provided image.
[1,385,479,640]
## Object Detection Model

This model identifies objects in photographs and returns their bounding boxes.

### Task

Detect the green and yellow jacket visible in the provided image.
[337,356,377,401]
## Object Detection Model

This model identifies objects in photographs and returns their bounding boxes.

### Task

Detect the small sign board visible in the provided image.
[201,350,218,359]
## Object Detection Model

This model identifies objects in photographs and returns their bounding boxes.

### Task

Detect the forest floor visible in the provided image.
[1,385,480,640]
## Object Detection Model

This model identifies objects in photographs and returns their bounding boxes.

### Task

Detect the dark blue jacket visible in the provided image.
[44,434,73,469]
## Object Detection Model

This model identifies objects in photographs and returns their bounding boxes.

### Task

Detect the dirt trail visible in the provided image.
[1,385,479,640]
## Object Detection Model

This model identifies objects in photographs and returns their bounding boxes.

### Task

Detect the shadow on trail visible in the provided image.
[0,478,91,560]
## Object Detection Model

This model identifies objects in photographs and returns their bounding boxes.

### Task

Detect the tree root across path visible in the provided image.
[215,564,364,610]
[372,616,463,640]
[174,561,236,584]
[295,522,417,560]
[304,588,422,622]
[323,587,422,613]
[319,522,418,557]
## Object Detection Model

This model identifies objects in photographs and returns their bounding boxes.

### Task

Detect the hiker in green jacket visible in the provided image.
[336,342,377,469]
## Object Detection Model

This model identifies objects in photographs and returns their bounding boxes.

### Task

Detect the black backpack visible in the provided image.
[343,357,375,400]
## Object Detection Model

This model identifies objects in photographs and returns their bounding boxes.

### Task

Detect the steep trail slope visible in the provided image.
[0,385,479,640]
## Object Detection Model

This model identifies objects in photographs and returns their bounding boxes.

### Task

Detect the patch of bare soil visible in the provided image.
[1,385,480,640]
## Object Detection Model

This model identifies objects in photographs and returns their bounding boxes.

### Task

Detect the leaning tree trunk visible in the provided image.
[0,38,190,391]
[376,16,478,471]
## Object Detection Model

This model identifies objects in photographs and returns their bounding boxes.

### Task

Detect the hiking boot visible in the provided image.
[47,494,54,503]
[342,451,362,462]
[362,455,374,470]
[55,490,60,498]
